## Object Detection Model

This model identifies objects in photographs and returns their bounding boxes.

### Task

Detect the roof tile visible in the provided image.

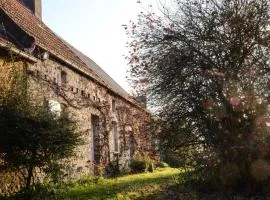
[0,0,143,108]
[1,0,90,73]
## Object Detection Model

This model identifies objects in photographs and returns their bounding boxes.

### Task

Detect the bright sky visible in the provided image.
[42,0,146,93]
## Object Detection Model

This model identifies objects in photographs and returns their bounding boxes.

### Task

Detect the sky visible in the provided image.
[42,0,149,93]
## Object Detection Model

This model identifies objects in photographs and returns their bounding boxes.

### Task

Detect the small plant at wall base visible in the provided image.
[129,154,156,173]
[0,59,82,192]
[156,161,169,168]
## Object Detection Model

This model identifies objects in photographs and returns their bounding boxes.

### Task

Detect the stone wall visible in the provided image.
[0,51,151,195]
[0,169,25,196]
[26,57,150,175]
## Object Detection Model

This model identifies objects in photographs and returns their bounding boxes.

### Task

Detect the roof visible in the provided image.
[64,42,129,98]
[0,0,88,71]
[0,0,137,107]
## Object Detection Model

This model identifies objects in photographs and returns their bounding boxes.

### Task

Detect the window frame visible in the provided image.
[61,70,67,87]
[112,99,116,112]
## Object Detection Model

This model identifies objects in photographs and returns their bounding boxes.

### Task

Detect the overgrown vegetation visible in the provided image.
[129,154,157,173]
[0,56,82,192]
[126,0,270,195]
[1,167,179,200]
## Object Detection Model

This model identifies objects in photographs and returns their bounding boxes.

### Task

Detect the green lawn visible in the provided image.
[59,167,180,200]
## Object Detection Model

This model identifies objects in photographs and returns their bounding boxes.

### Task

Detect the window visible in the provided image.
[81,90,85,97]
[91,115,100,164]
[21,0,31,7]
[61,71,67,87]
[129,133,136,158]
[112,100,116,112]
[21,0,30,5]
[112,122,118,152]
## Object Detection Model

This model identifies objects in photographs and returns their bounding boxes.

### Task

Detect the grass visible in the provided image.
[59,167,180,200]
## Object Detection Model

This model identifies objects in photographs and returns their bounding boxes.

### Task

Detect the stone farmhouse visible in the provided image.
[0,0,154,178]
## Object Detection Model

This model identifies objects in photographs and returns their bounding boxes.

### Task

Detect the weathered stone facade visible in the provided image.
[26,57,150,175]
[0,0,154,195]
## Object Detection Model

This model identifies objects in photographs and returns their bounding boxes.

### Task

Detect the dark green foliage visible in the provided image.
[129,155,156,173]
[156,161,169,168]
[44,162,70,184]
[0,62,82,189]
[104,162,120,178]
[0,99,81,188]
[9,184,59,200]
[0,102,80,166]
[130,157,147,173]
[0,183,69,200]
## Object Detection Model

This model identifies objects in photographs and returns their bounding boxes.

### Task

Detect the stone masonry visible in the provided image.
[0,0,154,195]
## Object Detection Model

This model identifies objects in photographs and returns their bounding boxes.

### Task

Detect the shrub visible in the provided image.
[0,55,82,191]
[6,183,67,200]
[130,157,147,173]
[156,161,169,168]
[104,162,120,178]
[129,155,156,174]
[177,166,220,193]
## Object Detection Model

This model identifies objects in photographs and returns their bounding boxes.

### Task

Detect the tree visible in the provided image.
[0,57,82,189]
[126,0,270,193]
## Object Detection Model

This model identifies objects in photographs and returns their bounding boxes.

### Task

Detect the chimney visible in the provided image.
[20,0,42,19]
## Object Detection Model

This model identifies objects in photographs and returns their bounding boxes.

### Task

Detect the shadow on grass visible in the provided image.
[64,171,179,200]
[0,168,180,200]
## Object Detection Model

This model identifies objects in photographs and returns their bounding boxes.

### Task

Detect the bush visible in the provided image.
[5,183,67,200]
[104,162,120,178]
[0,59,82,190]
[129,155,156,174]
[130,157,147,173]
[177,166,220,193]
[156,161,169,168]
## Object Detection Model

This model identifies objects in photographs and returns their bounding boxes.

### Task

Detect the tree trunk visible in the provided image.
[26,149,37,189]
[26,164,34,189]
